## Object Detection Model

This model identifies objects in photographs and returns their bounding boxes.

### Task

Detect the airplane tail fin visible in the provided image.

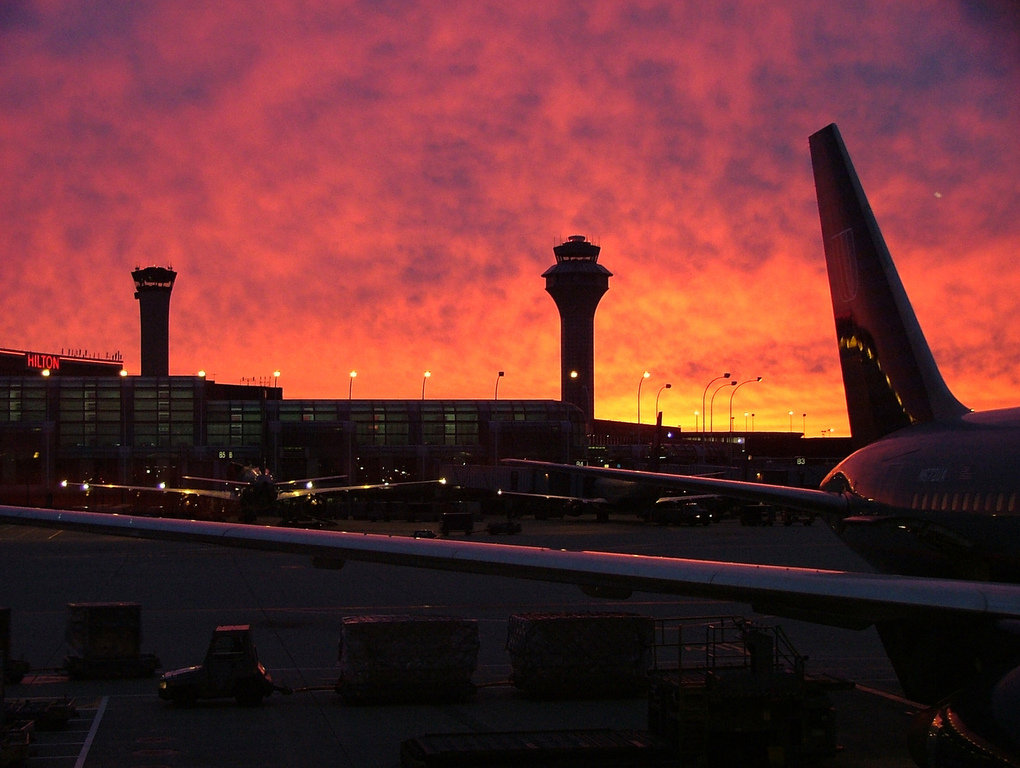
[809,124,967,447]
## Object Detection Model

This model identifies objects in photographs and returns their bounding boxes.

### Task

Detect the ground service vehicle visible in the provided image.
[158,625,278,706]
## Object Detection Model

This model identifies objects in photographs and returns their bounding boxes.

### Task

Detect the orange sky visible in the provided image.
[1,1,1017,436]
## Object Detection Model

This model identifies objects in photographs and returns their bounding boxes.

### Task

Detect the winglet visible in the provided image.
[809,124,967,446]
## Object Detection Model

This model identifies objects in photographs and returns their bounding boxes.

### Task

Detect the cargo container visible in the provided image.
[336,615,478,703]
[0,608,28,684]
[505,612,654,698]
[64,602,158,678]
[400,728,674,767]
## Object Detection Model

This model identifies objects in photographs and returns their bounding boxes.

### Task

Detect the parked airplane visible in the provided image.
[1,124,1017,766]
[73,468,446,523]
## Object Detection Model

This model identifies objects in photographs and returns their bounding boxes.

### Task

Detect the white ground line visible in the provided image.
[73,695,108,768]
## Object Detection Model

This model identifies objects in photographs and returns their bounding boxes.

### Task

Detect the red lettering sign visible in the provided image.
[26,353,60,371]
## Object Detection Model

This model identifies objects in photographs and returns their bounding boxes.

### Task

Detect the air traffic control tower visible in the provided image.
[132,266,176,377]
[542,235,611,428]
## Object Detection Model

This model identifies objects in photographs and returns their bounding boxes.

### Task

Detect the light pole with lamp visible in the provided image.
[273,370,280,388]
[729,377,762,432]
[709,380,737,433]
[789,410,794,432]
[493,371,505,465]
[637,371,650,424]
[421,370,431,400]
[701,372,731,432]
[570,370,592,432]
[655,383,671,421]
[348,371,357,399]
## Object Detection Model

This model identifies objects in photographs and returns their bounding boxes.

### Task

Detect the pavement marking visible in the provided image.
[73,696,107,768]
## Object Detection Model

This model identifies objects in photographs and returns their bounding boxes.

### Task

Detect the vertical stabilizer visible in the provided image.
[809,124,967,447]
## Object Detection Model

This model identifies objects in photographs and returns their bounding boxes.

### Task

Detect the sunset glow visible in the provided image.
[2,2,1017,436]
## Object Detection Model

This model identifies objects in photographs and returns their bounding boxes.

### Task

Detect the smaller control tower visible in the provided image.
[132,266,177,377]
[542,236,612,427]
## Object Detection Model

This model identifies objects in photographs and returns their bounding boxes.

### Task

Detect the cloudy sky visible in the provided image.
[2,1,1017,435]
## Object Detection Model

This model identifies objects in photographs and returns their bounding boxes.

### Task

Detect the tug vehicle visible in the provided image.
[158,625,278,706]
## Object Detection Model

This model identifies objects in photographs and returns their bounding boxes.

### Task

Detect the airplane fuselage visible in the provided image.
[822,407,1020,582]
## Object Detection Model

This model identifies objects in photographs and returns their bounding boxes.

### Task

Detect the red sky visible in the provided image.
[2,1,1017,436]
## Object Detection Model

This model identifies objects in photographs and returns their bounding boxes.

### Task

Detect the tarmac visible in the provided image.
[1,512,922,767]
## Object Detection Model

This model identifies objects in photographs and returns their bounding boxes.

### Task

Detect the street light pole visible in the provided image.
[637,371,650,424]
[494,370,504,400]
[349,371,357,400]
[701,372,731,433]
[655,383,671,421]
[729,377,763,432]
[421,370,431,400]
[710,380,737,433]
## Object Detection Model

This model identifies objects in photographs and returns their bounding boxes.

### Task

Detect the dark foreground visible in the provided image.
[1,515,920,767]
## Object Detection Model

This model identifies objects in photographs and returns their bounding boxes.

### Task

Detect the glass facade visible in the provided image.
[0,376,585,499]
[0,379,48,424]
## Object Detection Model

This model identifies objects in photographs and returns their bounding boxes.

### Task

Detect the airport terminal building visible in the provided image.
[0,363,845,510]
[1,250,849,505]
[0,359,586,503]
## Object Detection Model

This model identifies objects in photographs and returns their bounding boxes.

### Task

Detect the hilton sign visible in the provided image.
[26,353,61,371]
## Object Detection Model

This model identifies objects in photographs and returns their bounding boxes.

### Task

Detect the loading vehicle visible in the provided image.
[158,625,279,706]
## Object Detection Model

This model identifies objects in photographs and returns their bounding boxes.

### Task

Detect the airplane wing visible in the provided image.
[2,504,1018,630]
[276,478,447,501]
[502,460,852,518]
[491,489,610,506]
[73,481,240,502]
[69,478,446,504]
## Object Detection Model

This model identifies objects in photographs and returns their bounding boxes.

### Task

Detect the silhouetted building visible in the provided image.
[132,266,176,377]
[0,371,584,502]
[0,347,124,377]
[542,236,611,428]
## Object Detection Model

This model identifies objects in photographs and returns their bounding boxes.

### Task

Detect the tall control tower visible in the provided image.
[132,266,177,377]
[542,235,611,427]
